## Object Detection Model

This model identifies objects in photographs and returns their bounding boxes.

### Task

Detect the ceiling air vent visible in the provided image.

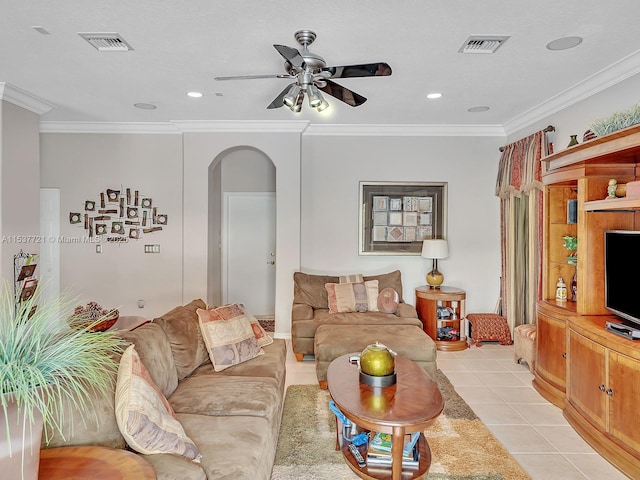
[458,35,510,54]
[78,33,133,51]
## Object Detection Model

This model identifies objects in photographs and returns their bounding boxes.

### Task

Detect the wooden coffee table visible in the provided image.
[327,354,444,480]
[39,446,156,479]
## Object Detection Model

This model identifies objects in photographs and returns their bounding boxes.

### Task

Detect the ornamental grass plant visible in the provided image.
[0,283,122,476]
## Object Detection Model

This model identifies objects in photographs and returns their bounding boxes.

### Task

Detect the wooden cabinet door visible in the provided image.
[536,310,566,390]
[608,351,640,453]
[568,330,607,430]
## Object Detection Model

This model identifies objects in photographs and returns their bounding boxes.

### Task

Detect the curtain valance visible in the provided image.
[495,129,549,199]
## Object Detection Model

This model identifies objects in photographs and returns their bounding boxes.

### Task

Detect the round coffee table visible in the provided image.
[327,354,444,480]
[39,446,156,479]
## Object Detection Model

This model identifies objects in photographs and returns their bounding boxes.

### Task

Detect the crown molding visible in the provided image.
[304,124,505,136]
[39,122,180,134]
[0,83,54,115]
[38,120,504,136]
[172,120,309,133]
[39,120,310,134]
[504,49,640,136]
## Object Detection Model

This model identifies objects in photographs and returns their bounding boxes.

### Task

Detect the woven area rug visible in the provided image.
[257,315,275,333]
[271,370,531,480]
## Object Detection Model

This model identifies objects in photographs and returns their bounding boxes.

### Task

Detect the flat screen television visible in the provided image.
[604,230,640,327]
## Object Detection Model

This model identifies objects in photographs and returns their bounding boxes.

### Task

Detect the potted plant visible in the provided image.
[563,235,578,265]
[0,284,122,480]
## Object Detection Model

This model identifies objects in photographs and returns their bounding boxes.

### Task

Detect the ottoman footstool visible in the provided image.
[467,313,513,347]
[314,324,437,389]
[514,323,537,372]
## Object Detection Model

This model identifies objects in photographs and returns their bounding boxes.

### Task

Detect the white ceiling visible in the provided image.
[3,0,640,133]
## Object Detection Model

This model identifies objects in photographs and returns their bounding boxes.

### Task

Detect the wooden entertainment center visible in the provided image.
[535,124,640,478]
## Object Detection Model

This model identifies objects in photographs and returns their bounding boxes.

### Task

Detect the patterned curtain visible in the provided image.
[495,129,548,330]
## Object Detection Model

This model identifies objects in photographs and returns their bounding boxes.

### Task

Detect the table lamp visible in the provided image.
[421,239,449,288]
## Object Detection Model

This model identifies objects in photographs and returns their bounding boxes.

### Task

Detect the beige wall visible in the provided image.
[300,134,503,314]
[0,100,40,286]
[40,133,185,317]
[182,132,301,335]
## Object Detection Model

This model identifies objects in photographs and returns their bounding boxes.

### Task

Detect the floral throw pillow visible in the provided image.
[196,305,263,371]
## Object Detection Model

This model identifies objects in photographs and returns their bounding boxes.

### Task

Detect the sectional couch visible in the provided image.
[43,299,287,480]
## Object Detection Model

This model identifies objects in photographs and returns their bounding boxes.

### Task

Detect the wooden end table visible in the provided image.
[39,446,156,479]
[327,354,444,480]
[415,285,468,351]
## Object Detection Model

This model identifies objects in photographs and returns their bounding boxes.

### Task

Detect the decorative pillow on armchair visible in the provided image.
[325,280,379,313]
[115,345,201,462]
[377,287,400,314]
[196,305,263,371]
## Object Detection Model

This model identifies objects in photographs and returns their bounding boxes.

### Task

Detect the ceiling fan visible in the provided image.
[214,30,392,112]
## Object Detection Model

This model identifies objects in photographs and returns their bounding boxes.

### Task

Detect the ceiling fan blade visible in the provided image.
[321,62,392,79]
[214,74,290,81]
[318,79,367,107]
[273,44,305,68]
[267,84,295,109]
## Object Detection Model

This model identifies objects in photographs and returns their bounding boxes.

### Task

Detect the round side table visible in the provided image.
[415,285,468,351]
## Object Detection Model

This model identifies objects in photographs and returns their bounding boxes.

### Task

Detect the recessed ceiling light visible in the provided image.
[546,36,583,51]
[134,103,157,110]
[468,106,490,113]
[426,93,443,99]
[187,91,203,98]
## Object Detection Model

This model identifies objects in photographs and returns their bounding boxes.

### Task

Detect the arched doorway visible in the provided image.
[207,147,276,316]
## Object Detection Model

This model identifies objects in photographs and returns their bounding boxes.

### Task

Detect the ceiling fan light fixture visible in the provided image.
[283,85,301,108]
[316,98,330,112]
[307,85,324,108]
[287,89,305,112]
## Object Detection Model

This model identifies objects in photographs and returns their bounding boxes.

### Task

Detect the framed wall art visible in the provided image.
[359,181,447,255]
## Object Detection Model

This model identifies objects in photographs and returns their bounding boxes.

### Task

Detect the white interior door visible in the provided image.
[39,188,60,309]
[222,192,276,315]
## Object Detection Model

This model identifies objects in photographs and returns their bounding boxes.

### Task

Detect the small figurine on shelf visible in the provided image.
[556,277,567,302]
[607,179,618,199]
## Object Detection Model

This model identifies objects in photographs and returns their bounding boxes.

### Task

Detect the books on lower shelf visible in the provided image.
[366,432,420,469]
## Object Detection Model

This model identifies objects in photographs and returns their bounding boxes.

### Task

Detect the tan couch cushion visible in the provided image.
[293,272,339,309]
[363,270,404,301]
[119,322,179,398]
[154,299,210,380]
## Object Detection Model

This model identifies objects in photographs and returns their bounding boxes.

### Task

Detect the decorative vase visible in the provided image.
[567,135,579,147]
[570,270,577,302]
[0,397,44,480]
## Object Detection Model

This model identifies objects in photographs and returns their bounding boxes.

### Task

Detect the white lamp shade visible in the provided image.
[421,239,449,259]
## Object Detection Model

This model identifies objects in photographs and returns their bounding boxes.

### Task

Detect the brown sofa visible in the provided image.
[43,299,287,480]
[291,270,423,360]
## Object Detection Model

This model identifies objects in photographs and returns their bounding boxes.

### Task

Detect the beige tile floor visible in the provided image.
[283,339,631,480]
